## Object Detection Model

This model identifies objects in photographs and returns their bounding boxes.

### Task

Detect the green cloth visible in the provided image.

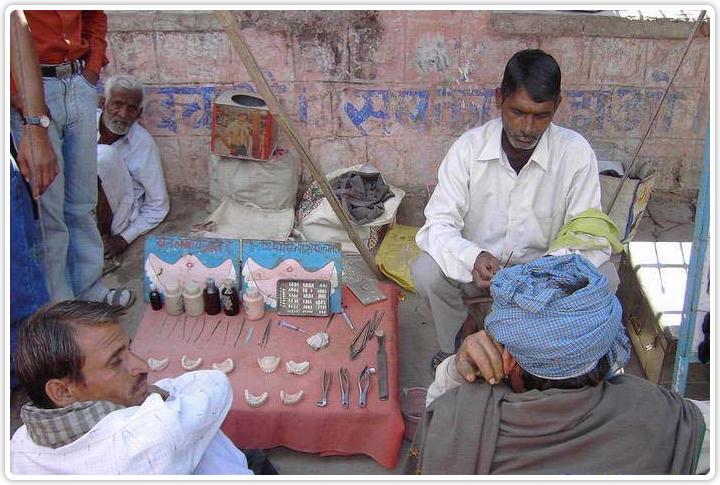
[549,208,624,254]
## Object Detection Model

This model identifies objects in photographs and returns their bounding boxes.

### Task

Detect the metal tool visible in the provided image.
[234,317,246,348]
[245,325,254,344]
[259,319,272,348]
[357,366,376,408]
[376,330,389,400]
[208,317,223,341]
[277,320,310,335]
[349,310,385,360]
[158,315,170,335]
[187,316,199,343]
[315,369,331,407]
[193,316,207,343]
[340,308,355,330]
[503,251,514,269]
[223,319,231,345]
[339,367,350,408]
[170,314,181,337]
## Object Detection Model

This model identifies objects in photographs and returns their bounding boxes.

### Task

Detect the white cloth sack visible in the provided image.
[208,150,301,212]
[599,161,655,244]
[295,164,405,253]
[194,197,294,241]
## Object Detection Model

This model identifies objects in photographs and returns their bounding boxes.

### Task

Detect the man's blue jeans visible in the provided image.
[11,73,105,301]
[10,161,49,388]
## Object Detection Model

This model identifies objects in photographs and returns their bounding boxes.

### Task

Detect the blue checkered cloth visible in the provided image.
[485,254,630,379]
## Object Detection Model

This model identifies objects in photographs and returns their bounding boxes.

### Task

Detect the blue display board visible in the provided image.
[143,236,241,301]
[241,239,343,313]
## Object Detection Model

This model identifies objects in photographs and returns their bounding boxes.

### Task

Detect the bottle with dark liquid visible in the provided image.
[220,277,240,316]
[204,277,222,316]
[149,284,163,311]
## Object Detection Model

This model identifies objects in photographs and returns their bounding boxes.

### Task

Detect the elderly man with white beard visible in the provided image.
[96,74,169,263]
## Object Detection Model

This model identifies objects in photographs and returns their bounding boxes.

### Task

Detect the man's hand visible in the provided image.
[103,234,129,257]
[17,125,58,199]
[81,69,99,86]
[472,251,500,289]
[454,330,515,385]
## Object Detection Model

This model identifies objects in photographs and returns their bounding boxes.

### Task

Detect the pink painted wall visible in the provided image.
[102,10,710,199]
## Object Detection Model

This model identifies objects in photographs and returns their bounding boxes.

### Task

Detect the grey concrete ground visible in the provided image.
[9,190,697,474]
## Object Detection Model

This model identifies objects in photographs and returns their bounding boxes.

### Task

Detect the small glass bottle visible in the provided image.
[164,280,184,316]
[220,278,240,316]
[149,284,163,311]
[204,277,222,316]
[243,288,265,320]
[183,281,204,317]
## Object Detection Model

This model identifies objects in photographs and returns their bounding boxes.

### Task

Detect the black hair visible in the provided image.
[519,354,611,392]
[500,49,561,103]
[15,300,126,408]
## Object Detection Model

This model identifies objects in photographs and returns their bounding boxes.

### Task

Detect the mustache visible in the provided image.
[132,374,148,393]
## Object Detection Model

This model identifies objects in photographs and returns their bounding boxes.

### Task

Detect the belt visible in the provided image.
[40,59,84,79]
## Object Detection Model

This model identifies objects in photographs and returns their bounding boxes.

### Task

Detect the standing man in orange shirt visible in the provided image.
[10,10,133,307]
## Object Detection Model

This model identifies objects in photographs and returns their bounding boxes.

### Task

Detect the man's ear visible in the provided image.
[98,95,106,110]
[553,95,562,113]
[495,87,503,110]
[45,378,76,408]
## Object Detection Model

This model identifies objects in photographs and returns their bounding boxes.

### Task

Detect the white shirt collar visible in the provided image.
[476,119,552,171]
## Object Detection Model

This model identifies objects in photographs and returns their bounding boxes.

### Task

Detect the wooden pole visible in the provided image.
[215,11,383,280]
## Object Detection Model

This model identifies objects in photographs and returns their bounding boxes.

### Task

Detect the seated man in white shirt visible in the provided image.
[96,74,169,263]
[412,49,617,371]
[10,301,261,475]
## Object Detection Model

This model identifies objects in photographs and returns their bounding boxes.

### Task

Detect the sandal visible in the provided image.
[430,351,453,377]
[104,287,135,310]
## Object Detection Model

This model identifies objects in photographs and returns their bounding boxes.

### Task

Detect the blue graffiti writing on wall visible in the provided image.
[341,86,692,137]
[152,86,216,133]
[343,89,429,135]
[145,80,292,135]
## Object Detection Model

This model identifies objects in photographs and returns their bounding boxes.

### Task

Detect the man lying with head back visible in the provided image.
[10,301,254,475]
[406,254,707,475]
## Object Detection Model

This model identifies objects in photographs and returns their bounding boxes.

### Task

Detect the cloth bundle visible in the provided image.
[485,254,630,379]
[330,171,393,225]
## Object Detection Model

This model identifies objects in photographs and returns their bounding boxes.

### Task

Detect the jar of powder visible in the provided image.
[243,288,265,320]
[183,281,205,317]
[164,280,184,316]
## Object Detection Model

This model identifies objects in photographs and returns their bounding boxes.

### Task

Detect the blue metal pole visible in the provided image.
[672,128,710,395]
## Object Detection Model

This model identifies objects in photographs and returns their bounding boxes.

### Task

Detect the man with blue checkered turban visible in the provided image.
[405,255,706,475]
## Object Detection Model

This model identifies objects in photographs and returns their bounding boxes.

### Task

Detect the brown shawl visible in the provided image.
[404,375,705,475]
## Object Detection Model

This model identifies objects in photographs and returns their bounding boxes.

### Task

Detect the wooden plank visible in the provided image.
[215,11,384,280]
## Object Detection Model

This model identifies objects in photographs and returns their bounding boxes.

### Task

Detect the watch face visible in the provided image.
[25,115,50,128]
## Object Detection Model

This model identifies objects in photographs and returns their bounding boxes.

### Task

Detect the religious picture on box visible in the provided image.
[219,113,253,157]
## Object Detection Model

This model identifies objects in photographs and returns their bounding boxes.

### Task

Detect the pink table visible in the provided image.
[132,284,405,468]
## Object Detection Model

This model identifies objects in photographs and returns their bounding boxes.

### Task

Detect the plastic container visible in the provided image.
[243,288,265,320]
[183,281,204,317]
[400,387,427,442]
[164,280,184,316]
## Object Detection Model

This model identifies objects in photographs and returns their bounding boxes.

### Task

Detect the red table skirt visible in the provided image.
[132,284,404,468]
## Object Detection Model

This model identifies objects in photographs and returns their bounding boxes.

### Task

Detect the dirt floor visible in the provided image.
[9,190,700,475]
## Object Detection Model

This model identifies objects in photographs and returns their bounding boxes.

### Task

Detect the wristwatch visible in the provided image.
[23,114,51,128]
